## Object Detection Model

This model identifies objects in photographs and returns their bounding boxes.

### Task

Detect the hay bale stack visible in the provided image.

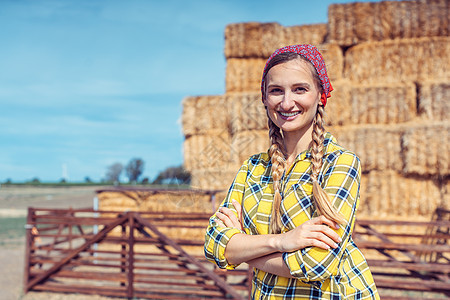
[328,0,449,46]
[344,37,450,83]
[181,0,449,221]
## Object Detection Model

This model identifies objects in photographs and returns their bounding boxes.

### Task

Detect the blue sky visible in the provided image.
[0,0,372,183]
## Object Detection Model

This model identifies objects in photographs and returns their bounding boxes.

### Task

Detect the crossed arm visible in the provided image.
[205,151,361,280]
[215,199,341,278]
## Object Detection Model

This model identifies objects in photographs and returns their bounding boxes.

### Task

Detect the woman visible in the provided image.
[204,45,379,299]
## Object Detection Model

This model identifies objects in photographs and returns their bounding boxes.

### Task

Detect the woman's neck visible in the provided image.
[282,125,314,166]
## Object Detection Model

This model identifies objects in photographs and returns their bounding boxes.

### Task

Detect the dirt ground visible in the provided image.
[0,185,115,300]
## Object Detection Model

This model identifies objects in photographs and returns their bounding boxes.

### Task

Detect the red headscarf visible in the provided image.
[261,44,333,106]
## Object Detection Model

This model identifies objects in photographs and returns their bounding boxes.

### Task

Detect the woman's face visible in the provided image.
[264,58,321,135]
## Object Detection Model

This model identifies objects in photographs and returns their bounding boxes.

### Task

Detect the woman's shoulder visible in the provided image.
[245,151,271,166]
[241,151,272,180]
[324,132,361,164]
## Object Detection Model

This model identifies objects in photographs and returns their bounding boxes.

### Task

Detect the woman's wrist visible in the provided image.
[268,233,283,253]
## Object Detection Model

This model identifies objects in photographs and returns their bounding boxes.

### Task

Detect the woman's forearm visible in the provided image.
[224,232,280,265]
[248,253,294,278]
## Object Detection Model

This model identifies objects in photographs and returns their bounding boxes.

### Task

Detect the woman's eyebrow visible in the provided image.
[293,82,311,87]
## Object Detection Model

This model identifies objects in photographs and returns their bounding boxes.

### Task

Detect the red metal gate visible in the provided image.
[24,208,249,299]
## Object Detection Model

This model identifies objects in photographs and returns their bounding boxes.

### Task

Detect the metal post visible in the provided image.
[23,207,34,293]
[127,213,135,298]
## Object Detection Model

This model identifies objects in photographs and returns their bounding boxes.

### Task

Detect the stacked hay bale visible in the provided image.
[182,0,449,221]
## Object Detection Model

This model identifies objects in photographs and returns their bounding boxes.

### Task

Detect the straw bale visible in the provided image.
[326,81,417,126]
[97,190,213,213]
[318,43,344,81]
[225,58,266,93]
[324,81,352,126]
[283,24,327,48]
[331,125,403,173]
[183,132,233,171]
[359,170,443,218]
[190,168,238,191]
[224,23,328,59]
[227,93,267,133]
[417,80,450,121]
[401,123,449,176]
[98,191,138,210]
[182,95,227,136]
[327,0,449,46]
[344,37,450,83]
[224,22,284,59]
[231,130,270,164]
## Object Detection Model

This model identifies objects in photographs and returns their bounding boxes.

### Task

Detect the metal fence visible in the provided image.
[24,207,449,299]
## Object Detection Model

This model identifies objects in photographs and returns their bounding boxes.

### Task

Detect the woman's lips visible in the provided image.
[278,111,300,120]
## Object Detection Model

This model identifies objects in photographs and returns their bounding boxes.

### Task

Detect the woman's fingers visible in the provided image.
[313,215,340,230]
[232,199,242,220]
[231,199,244,230]
[309,230,340,249]
[309,216,342,243]
[217,206,241,229]
[214,217,226,228]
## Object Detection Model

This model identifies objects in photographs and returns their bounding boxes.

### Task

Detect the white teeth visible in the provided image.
[279,111,300,117]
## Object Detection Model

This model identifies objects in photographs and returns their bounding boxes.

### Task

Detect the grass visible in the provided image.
[0,216,26,246]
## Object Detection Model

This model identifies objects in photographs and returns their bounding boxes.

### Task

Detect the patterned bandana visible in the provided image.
[261,44,333,106]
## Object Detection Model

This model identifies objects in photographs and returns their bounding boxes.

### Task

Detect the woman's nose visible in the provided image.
[280,91,295,110]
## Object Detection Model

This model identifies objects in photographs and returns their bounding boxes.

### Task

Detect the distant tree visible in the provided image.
[105,162,123,183]
[141,177,149,184]
[153,165,190,185]
[60,178,67,183]
[30,177,40,184]
[125,158,145,183]
[4,178,12,184]
[84,176,92,183]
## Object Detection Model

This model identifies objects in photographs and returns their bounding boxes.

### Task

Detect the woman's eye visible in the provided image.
[269,88,282,94]
[294,87,307,93]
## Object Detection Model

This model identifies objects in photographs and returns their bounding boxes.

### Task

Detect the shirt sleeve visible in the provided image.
[204,160,248,270]
[282,150,361,283]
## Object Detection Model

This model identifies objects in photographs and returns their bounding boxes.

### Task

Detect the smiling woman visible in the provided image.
[204,45,380,299]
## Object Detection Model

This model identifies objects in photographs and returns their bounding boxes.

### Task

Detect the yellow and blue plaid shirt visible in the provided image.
[205,133,379,299]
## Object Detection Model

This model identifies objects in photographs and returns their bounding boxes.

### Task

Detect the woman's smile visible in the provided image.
[278,110,301,120]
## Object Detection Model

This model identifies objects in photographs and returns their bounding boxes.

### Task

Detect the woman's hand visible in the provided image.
[275,215,342,252]
[215,199,243,231]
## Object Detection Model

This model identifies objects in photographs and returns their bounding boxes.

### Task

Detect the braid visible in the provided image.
[311,105,345,224]
[267,113,286,234]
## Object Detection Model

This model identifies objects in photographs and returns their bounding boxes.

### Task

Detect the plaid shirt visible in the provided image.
[205,133,379,299]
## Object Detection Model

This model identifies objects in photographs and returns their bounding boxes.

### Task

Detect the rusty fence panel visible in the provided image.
[24,208,248,299]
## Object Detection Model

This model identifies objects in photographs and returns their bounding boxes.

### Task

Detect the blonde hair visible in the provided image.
[264,54,344,234]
